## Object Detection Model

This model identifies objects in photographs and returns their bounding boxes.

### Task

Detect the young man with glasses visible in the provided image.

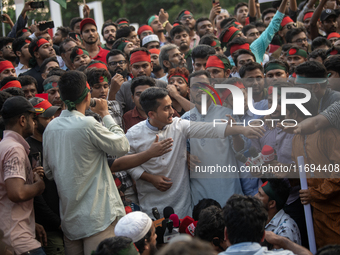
[0,37,17,67]
[286,28,309,52]
[177,10,200,48]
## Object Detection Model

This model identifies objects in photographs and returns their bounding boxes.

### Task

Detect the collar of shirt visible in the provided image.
[3,130,30,154]
[225,242,263,253]
[146,118,167,131]
[17,62,25,70]
[265,208,285,228]
[131,106,145,119]
[60,109,85,118]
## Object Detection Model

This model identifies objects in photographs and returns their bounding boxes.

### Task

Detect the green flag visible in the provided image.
[53,0,67,9]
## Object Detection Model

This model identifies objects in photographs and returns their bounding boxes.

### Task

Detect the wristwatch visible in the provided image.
[162,20,169,28]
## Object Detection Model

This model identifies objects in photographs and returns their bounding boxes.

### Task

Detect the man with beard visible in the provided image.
[13,37,31,75]
[79,18,110,64]
[295,61,340,113]
[170,26,193,73]
[18,76,38,99]
[195,17,214,38]
[240,62,268,113]
[147,15,167,45]
[0,96,45,255]
[150,48,166,80]
[115,212,157,255]
[310,0,338,40]
[52,26,69,47]
[285,28,309,52]
[159,44,187,83]
[177,10,200,48]
[59,38,77,71]
[116,48,167,113]
[40,57,60,80]
[27,97,63,255]
[22,37,56,93]
[43,76,62,107]
[0,37,17,67]
[102,22,117,50]
[255,179,301,244]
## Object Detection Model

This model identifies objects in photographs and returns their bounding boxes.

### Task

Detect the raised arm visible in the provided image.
[310,0,327,40]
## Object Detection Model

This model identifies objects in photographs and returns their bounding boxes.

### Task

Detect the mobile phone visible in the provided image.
[38,21,54,31]
[30,1,45,8]
[69,32,80,41]
[212,0,220,6]
[0,15,6,22]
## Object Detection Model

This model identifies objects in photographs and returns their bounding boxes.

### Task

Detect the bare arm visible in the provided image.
[248,0,256,18]
[282,114,330,135]
[278,0,289,14]
[310,0,327,40]
[5,174,45,203]
[289,0,298,12]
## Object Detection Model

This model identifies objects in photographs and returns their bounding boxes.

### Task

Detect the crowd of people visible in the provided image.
[0,0,340,254]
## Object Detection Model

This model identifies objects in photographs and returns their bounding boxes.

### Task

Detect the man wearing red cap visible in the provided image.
[116,48,167,113]
[0,60,17,81]
[102,22,117,50]
[80,18,110,64]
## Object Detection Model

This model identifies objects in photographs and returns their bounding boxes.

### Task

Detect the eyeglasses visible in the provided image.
[292,38,307,43]
[108,60,127,67]
[2,45,12,50]
[285,23,297,30]
[180,16,193,21]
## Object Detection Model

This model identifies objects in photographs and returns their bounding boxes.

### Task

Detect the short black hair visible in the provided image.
[309,49,327,62]
[58,70,87,102]
[239,62,264,78]
[0,76,18,89]
[232,49,256,67]
[191,45,216,62]
[116,18,130,24]
[188,70,211,87]
[261,8,277,22]
[134,227,152,254]
[316,245,340,255]
[17,76,38,90]
[116,26,135,41]
[223,195,267,245]
[254,21,266,29]
[101,22,117,37]
[70,17,82,31]
[106,49,127,64]
[227,37,249,55]
[282,43,294,52]
[85,68,111,88]
[195,206,224,243]
[286,92,318,118]
[285,28,306,44]
[93,236,134,255]
[0,91,12,111]
[40,57,59,73]
[242,24,256,36]
[170,25,190,40]
[199,34,219,46]
[324,55,340,75]
[3,87,25,97]
[12,36,31,57]
[47,68,66,78]
[267,179,290,210]
[295,61,327,78]
[192,198,221,221]
[112,37,130,51]
[0,37,14,50]
[140,87,169,116]
[234,2,248,15]
[130,76,156,95]
[57,26,70,38]
[220,18,237,30]
[311,37,332,51]
[195,17,211,32]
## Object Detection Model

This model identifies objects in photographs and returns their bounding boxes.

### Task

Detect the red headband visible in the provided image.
[119,21,129,25]
[149,48,160,55]
[281,16,294,28]
[34,100,52,111]
[86,82,91,90]
[329,49,338,55]
[0,80,22,91]
[327,32,340,40]
[235,22,241,26]
[33,38,49,52]
[222,82,245,101]
[230,43,250,55]
[303,12,313,21]
[87,62,108,70]
[137,25,154,36]
[130,51,151,65]
[222,26,239,43]
[168,73,188,84]
[0,60,14,74]
[206,55,225,69]
[25,39,31,44]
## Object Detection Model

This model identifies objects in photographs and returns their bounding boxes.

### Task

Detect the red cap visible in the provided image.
[137,25,153,36]
[327,32,340,40]
[0,60,14,74]
[303,12,313,21]
[280,16,294,28]
[80,18,97,33]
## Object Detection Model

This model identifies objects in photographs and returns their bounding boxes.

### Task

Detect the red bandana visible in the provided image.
[0,80,22,91]
[33,38,49,52]
[330,49,338,55]
[168,73,188,84]
[119,21,129,25]
[130,51,151,65]
[222,26,240,43]
[87,62,108,70]
[25,39,31,44]
[206,55,225,69]
[303,12,313,21]
[327,32,340,40]
[137,25,154,36]
[230,43,250,55]
[86,82,91,90]
[149,48,160,55]
[0,60,14,74]
[280,16,294,28]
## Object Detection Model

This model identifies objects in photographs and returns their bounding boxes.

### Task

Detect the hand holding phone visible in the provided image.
[38,21,54,31]
[30,1,45,8]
